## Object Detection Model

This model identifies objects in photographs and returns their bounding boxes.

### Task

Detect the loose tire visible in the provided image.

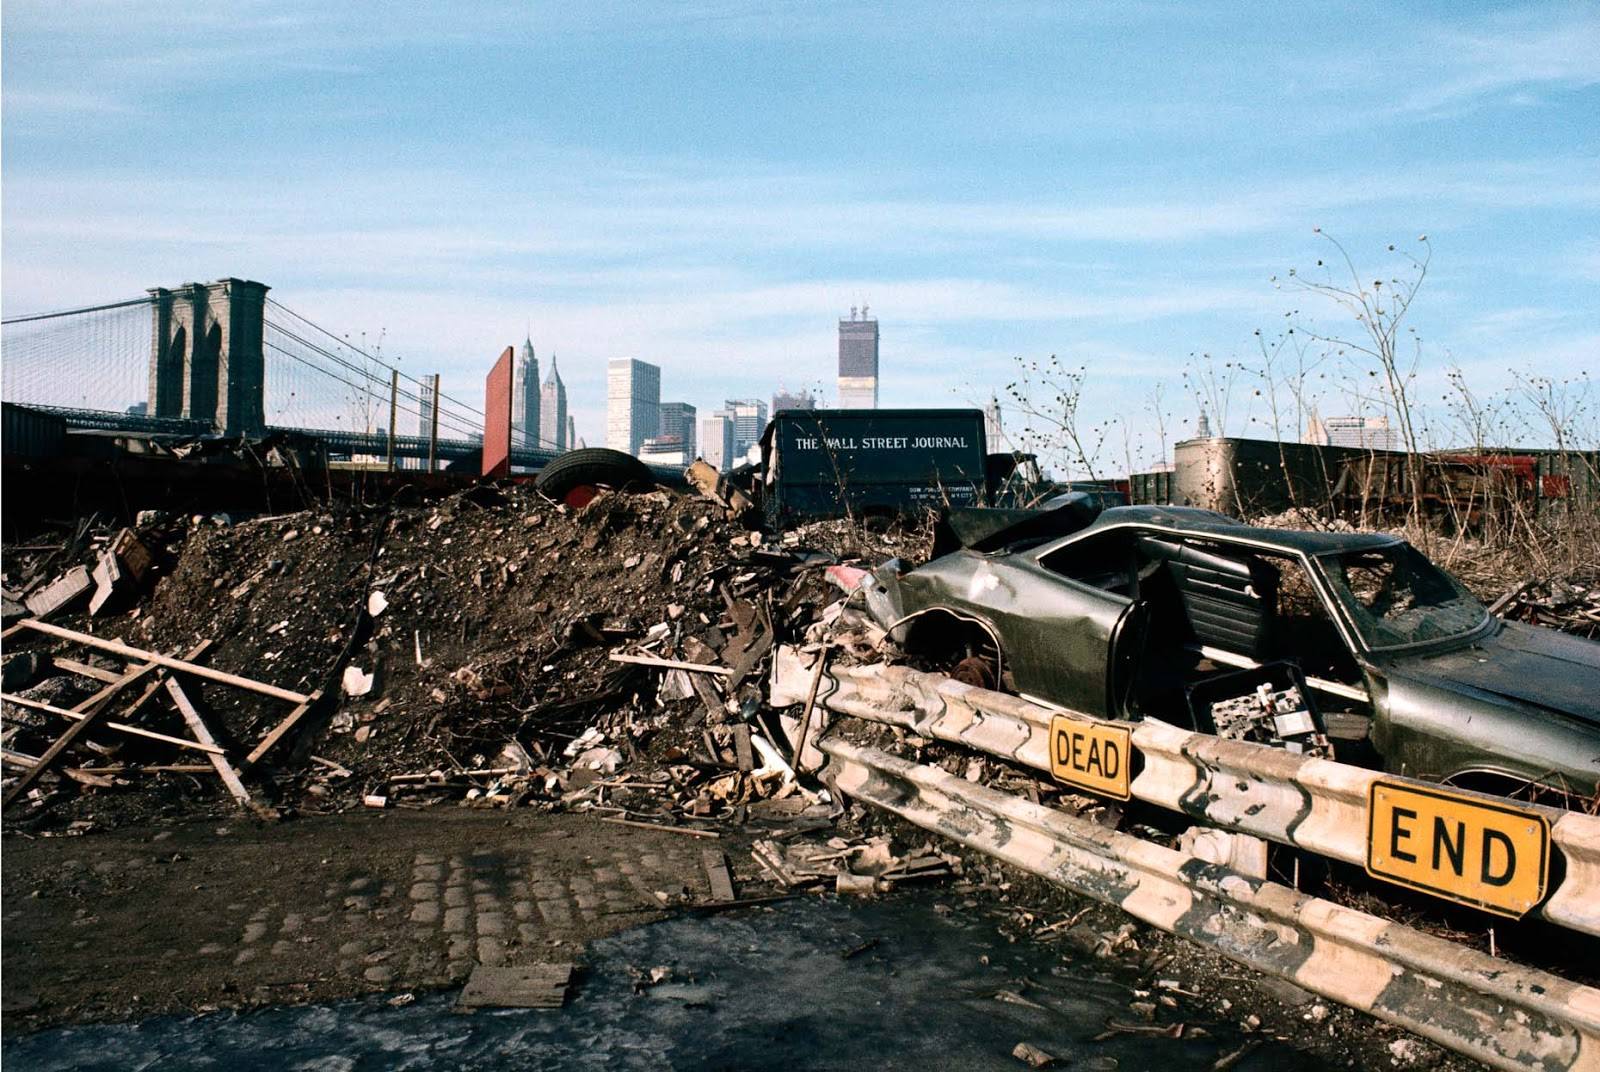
[534,448,655,507]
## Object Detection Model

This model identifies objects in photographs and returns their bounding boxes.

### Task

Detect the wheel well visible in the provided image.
[900,609,1006,686]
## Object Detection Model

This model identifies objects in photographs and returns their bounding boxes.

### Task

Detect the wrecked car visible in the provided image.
[863,500,1600,799]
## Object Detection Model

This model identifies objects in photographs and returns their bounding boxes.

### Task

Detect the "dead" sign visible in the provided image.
[1365,781,1550,917]
[1048,715,1131,800]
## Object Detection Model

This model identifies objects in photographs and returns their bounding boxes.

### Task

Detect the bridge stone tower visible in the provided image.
[147,278,269,435]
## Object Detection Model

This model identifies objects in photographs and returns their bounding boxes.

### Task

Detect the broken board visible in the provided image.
[457,963,573,1009]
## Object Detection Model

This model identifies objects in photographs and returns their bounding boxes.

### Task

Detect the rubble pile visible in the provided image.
[1492,577,1600,639]
[1,482,930,832]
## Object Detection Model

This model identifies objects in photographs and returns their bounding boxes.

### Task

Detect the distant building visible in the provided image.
[724,398,768,461]
[1196,408,1214,439]
[607,358,661,457]
[837,306,879,409]
[1305,413,1401,451]
[568,414,579,450]
[659,401,697,459]
[699,411,735,469]
[771,387,815,414]
[416,377,437,438]
[126,401,149,417]
[638,434,688,466]
[513,337,541,450]
[540,354,568,451]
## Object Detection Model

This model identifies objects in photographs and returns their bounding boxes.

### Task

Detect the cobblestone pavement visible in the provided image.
[2,809,713,1031]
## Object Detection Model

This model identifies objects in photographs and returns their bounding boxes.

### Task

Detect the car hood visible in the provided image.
[1387,620,1600,725]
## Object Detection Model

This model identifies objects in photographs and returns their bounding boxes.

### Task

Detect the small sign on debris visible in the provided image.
[458,963,573,1009]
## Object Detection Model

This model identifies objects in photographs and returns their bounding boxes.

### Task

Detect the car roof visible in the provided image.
[1077,505,1402,555]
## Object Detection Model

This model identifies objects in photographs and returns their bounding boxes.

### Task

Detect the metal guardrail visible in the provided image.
[818,736,1600,1072]
[771,648,1600,937]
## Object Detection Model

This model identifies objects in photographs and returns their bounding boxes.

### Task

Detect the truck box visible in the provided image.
[759,408,988,523]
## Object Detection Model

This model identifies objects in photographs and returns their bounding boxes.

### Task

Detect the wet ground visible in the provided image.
[2,891,1322,1071]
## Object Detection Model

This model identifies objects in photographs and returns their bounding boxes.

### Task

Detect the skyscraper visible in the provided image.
[837,306,879,409]
[416,377,436,438]
[607,358,661,457]
[513,336,541,451]
[771,387,816,414]
[724,398,768,461]
[699,411,735,470]
[540,354,568,451]
[659,402,697,459]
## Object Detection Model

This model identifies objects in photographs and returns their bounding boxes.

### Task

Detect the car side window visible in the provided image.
[1038,531,1136,597]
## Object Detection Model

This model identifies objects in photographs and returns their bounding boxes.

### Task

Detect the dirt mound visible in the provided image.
[2,482,930,829]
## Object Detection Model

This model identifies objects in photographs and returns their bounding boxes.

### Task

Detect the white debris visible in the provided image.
[342,665,375,697]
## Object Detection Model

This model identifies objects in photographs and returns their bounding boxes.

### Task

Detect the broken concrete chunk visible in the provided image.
[1012,1042,1057,1069]
[342,666,376,697]
[458,963,572,1009]
[25,565,93,620]
[366,590,389,617]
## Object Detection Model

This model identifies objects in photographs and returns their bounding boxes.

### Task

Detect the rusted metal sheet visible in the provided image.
[819,735,1600,1072]
[772,648,1600,937]
[482,346,513,479]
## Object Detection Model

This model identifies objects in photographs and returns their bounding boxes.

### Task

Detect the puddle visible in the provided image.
[3,892,1324,1070]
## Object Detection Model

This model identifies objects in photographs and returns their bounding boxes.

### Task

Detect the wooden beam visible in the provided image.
[17,620,310,704]
[2,658,164,807]
[0,694,223,755]
[115,640,214,722]
[607,652,730,676]
[244,690,323,767]
[164,678,251,806]
[50,657,123,684]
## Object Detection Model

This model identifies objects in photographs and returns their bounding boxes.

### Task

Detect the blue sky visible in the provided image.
[4,1,1597,471]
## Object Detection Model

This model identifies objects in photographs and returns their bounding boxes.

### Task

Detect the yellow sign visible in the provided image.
[1048,715,1132,800]
[1365,781,1550,917]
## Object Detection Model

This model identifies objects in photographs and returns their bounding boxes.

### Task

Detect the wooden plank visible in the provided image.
[2,749,41,769]
[164,678,251,806]
[114,640,213,722]
[598,815,720,839]
[18,620,310,703]
[790,645,831,774]
[732,723,754,772]
[1,659,163,807]
[606,651,730,676]
[50,657,123,684]
[244,690,323,767]
[458,963,572,1009]
[0,693,224,754]
[702,848,737,902]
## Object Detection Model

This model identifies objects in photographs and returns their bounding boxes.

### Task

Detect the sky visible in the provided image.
[3,1,1598,472]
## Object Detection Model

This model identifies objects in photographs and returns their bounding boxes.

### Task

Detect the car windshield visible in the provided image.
[1318,543,1487,649]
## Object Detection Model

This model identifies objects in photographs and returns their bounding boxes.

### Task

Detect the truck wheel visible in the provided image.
[534,448,654,507]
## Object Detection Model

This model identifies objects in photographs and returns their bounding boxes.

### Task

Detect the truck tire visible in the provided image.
[535,448,654,507]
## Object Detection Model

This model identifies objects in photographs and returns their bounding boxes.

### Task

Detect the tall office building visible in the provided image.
[607,358,661,457]
[416,377,437,437]
[700,411,735,469]
[513,337,541,450]
[837,306,879,409]
[540,354,568,451]
[771,387,816,414]
[659,402,697,459]
[724,398,768,461]
[568,415,579,450]
[1304,413,1400,451]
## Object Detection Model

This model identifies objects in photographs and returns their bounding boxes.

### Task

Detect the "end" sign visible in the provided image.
[1365,781,1550,917]
[1048,715,1132,800]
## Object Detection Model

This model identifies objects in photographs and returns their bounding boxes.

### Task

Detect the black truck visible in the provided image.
[757,408,997,524]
